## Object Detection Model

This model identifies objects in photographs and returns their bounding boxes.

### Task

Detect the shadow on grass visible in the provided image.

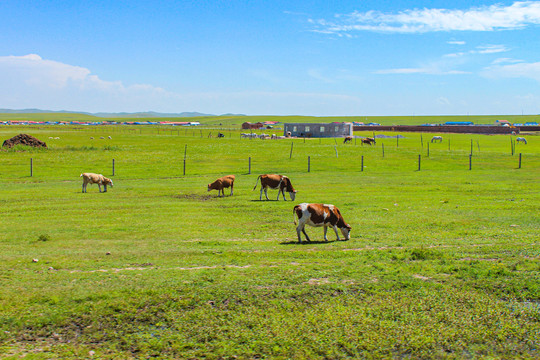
[280,239,344,245]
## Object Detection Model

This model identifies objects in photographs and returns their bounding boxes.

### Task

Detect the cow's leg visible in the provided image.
[332,225,341,241]
[302,228,311,242]
[280,188,287,201]
[324,226,329,241]
[296,225,303,243]
[98,184,102,193]
[230,183,234,196]
[82,182,85,193]
[263,188,269,200]
[259,187,264,200]
[103,184,107,193]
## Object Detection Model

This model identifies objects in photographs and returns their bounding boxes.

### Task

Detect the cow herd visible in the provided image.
[207,173,351,243]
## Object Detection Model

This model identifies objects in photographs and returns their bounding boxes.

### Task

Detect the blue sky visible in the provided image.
[1,0,539,116]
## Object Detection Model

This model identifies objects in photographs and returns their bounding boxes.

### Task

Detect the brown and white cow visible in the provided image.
[207,175,235,197]
[253,174,297,201]
[343,136,353,144]
[80,173,114,193]
[361,137,376,145]
[293,203,351,243]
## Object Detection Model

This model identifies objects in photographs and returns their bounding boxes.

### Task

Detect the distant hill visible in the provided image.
[0,109,217,118]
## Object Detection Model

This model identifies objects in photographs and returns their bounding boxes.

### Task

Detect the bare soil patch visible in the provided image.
[172,194,213,201]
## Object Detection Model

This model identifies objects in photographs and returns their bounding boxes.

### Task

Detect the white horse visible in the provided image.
[516,137,527,144]
[431,136,443,143]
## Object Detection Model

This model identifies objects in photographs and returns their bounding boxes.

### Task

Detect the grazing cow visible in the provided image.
[80,173,113,193]
[217,132,225,138]
[361,137,376,145]
[108,136,112,139]
[431,136,443,143]
[207,175,235,197]
[253,174,297,201]
[343,136,353,144]
[293,203,351,243]
[516,137,527,144]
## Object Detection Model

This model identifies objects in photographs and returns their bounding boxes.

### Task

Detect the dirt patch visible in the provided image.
[172,194,213,201]
[2,134,47,148]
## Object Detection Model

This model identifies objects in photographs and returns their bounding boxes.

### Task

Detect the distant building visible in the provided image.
[242,122,264,130]
[283,123,353,138]
[444,121,473,125]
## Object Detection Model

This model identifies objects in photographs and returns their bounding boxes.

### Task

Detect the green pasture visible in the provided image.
[0,125,539,359]
[1,111,539,126]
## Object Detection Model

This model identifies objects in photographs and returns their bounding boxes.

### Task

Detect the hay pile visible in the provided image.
[2,134,47,148]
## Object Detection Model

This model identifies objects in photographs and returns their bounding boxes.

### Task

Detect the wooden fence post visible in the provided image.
[518,153,522,169]
[382,143,385,158]
[248,157,251,174]
[334,146,338,158]
[30,158,33,177]
[469,154,472,170]
[308,156,310,172]
[183,145,187,176]
[361,156,364,172]
[289,142,294,159]
[418,155,421,171]
[112,159,115,176]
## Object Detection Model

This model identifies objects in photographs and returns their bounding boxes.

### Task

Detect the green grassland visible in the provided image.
[1,112,539,126]
[0,124,539,359]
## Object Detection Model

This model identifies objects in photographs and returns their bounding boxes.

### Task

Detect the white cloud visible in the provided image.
[447,40,466,45]
[0,54,367,115]
[481,61,540,81]
[475,44,510,54]
[312,1,540,34]
[375,66,469,75]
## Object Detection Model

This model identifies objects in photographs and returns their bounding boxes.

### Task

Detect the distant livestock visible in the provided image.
[516,137,527,144]
[80,173,113,193]
[293,203,351,243]
[343,136,353,144]
[217,132,225,138]
[431,136,443,143]
[207,175,235,197]
[253,174,297,201]
[361,137,376,145]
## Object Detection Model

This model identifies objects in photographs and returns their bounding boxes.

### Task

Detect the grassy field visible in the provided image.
[0,124,539,359]
[1,112,539,126]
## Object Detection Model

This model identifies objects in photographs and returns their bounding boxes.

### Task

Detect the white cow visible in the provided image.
[293,203,351,243]
[431,136,443,143]
[516,137,527,144]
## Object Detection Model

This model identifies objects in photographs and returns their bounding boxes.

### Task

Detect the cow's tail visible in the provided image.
[252,175,261,190]
[293,205,299,225]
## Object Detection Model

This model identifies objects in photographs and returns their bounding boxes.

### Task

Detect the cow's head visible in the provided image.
[340,224,351,240]
[283,177,297,201]
[207,183,212,191]
[289,190,297,201]
[104,178,113,187]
